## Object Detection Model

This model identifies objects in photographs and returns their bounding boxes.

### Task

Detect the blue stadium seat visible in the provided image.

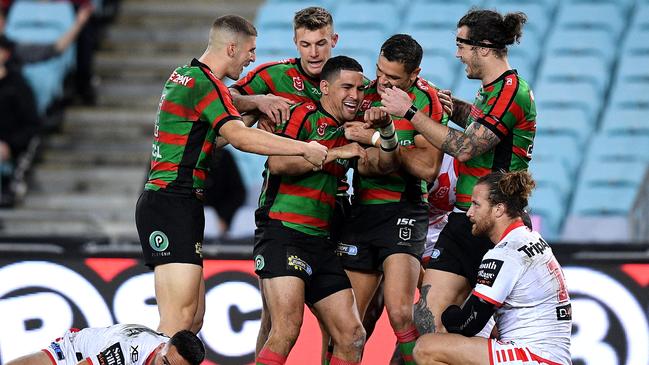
[507,43,540,74]
[255,2,325,30]
[570,185,638,216]
[537,55,609,94]
[255,28,295,55]
[6,1,75,32]
[563,0,635,11]
[532,135,581,174]
[529,159,573,199]
[487,0,558,11]
[578,159,647,188]
[632,4,649,29]
[483,2,549,44]
[404,3,472,31]
[601,107,649,135]
[334,28,386,59]
[419,55,457,90]
[507,53,535,84]
[334,3,400,33]
[535,81,600,121]
[555,4,624,39]
[615,55,649,84]
[622,28,649,55]
[545,28,616,65]
[405,28,457,58]
[535,109,591,147]
[610,81,649,109]
[586,133,649,162]
[453,77,481,103]
[528,185,565,240]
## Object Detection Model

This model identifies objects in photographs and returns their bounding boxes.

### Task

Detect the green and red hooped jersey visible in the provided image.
[455,70,536,210]
[353,77,448,205]
[231,58,322,104]
[144,58,242,194]
[256,102,352,237]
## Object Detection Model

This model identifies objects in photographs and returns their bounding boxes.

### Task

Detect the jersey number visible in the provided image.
[547,258,569,302]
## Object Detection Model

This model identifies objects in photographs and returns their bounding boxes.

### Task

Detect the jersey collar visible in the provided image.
[316,102,344,126]
[483,69,518,89]
[295,58,321,84]
[499,219,526,242]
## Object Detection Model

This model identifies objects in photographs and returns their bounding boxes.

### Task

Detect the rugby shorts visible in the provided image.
[488,339,565,365]
[338,202,427,272]
[136,190,205,268]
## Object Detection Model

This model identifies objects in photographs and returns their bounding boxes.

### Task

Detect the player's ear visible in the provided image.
[227,42,236,58]
[330,32,339,48]
[410,67,421,83]
[320,79,329,95]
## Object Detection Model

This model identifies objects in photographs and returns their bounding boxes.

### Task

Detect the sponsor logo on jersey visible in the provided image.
[417,79,429,91]
[97,343,125,365]
[254,255,265,270]
[293,76,304,91]
[168,70,195,87]
[477,259,504,287]
[517,238,550,258]
[130,346,139,363]
[149,231,169,252]
[306,103,316,111]
[287,255,312,275]
[556,303,572,321]
[336,243,358,256]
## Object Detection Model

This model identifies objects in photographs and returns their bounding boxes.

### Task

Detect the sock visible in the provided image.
[324,341,334,365]
[256,347,287,365]
[395,325,419,365]
[330,355,360,365]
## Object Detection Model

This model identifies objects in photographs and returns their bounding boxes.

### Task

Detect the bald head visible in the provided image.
[208,15,257,50]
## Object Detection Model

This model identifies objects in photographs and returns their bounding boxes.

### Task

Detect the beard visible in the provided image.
[471,217,492,237]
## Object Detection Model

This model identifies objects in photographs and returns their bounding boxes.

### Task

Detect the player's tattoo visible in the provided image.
[450,98,471,128]
[414,285,436,334]
[441,123,500,161]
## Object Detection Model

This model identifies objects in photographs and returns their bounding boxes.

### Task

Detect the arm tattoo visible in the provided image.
[450,98,471,129]
[441,124,500,161]
[414,285,437,334]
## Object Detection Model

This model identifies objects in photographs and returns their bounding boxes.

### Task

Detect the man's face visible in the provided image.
[455,26,483,80]
[375,54,419,95]
[321,69,365,122]
[294,26,338,78]
[228,35,256,80]
[154,344,189,365]
[466,183,496,237]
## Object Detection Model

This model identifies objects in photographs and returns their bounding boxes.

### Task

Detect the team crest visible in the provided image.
[360,99,371,111]
[317,122,327,136]
[435,186,449,199]
[293,76,304,91]
[417,79,429,90]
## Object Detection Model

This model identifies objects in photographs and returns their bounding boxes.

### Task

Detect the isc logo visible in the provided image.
[396,218,416,226]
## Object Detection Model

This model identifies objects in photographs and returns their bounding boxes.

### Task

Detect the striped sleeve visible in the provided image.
[476,74,519,139]
[278,103,316,140]
[232,60,289,95]
[416,79,445,123]
[195,74,242,135]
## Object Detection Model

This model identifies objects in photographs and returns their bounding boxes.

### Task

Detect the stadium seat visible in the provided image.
[487,0,558,12]
[507,53,535,84]
[556,4,624,36]
[404,3,473,31]
[334,28,386,59]
[535,109,591,147]
[537,55,609,94]
[483,2,550,43]
[254,28,296,56]
[535,81,600,121]
[601,107,649,136]
[528,185,564,240]
[586,133,649,162]
[570,185,638,216]
[405,28,457,58]
[615,55,649,84]
[563,0,635,11]
[545,28,616,65]
[334,3,400,33]
[610,81,649,109]
[419,55,457,90]
[578,159,647,188]
[453,77,481,103]
[255,2,326,30]
[632,4,649,29]
[532,135,581,174]
[529,159,573,200]
[621,28,649,55]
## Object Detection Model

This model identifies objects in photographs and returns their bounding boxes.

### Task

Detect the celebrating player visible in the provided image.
[413,171,571,365]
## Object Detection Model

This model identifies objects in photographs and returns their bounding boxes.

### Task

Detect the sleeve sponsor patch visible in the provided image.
[556,303,572,321]
[476,259,504,287]
[97,343,125,365]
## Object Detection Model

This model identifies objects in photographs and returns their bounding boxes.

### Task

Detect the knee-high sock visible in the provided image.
[324,340,334,365]
[395,325,419,365]
[256,347,287,365]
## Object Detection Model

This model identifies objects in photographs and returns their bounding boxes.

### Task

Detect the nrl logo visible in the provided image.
[293,76,304,91]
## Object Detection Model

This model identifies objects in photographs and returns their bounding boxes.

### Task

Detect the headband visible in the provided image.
[456,36,505,50]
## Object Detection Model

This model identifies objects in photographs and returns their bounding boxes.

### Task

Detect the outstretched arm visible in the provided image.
[268,142,366,176]
[229,88,294,125]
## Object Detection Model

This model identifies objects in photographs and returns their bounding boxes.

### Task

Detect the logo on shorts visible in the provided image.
[149,231,169,252]
[195,241,203,258]
[254,255,265,270]
[430,248,441,259]
[287,255,312,275]
[336,243,358,256]
[49,342,65,360]
[399,227,412,242]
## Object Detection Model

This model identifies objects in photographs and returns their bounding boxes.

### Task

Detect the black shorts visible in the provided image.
[425,212,493,287]
[136,190,205,269]
[253,223,352,306]
[338,202,427,272]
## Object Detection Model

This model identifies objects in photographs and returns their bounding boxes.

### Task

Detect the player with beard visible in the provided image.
[377,9,536,339]
[413,171,572,365]
[253,56,399,365]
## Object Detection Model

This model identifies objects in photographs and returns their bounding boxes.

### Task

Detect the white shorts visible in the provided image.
[488,339,565,365]
[422,213,449,260]
[42,328,82,365]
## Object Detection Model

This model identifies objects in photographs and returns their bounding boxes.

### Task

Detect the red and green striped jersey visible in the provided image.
[354,77,448,205]
[232,58,322,103]
[144,58,242,194]
[257,102,352,237]
[455,69,536,209]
